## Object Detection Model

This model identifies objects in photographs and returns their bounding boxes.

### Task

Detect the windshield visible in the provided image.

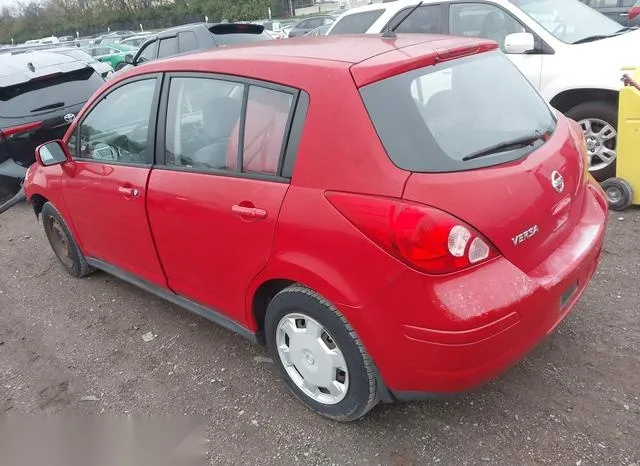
[360,51,556,173]
[510,0,623,43]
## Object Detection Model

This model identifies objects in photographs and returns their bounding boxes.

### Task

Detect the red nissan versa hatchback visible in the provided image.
[23,34,607,421]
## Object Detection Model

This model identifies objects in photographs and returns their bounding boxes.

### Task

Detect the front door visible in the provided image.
[146,75,296,322]
[448,2,543,89]
[62,75,166,287]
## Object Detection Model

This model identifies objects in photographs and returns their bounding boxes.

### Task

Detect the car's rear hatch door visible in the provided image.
[403,119,589,273]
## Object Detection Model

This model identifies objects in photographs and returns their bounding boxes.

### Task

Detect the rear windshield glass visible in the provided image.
[0,67,103,118]
[213,32,272,46]
[359,51,557,173]
[329,10,385,34]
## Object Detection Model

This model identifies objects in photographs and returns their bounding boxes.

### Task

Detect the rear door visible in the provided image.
[146,73,301,321]
[62,74,166,286]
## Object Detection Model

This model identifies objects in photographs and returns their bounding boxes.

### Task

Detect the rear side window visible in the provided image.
[213,32,272,46]
[359,51,557,173]
[0,67,104,118]
[178,31,199,53]
[158,37,178,58]
[137,41,157,62]
[329,10,385,34]
[243,86,294,175]
[163,76,295,177]
[386,5,445,33]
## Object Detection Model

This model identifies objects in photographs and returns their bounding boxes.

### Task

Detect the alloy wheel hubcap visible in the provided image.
[578,118,617,172]
[276,313,349,405]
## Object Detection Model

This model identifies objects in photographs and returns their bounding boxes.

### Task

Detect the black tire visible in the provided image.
[265,285,378,422]
[41,202,94,278]
[114,62,125,71]
[601,177,633,211]
[565,100,618,181]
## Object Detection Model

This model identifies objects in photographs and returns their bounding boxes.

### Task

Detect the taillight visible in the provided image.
[0,121,43,141]
[629,5,640,21]
[326,192,500,275]
[569,119,589,177]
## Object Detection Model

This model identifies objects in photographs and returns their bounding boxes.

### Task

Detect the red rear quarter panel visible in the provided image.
[247,64,409,318]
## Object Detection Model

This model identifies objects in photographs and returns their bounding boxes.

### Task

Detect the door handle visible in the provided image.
[118,186,140,198]
[621,13,629,16]
[231,204,267,219]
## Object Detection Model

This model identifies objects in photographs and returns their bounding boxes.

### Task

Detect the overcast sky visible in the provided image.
[0,0,16,8]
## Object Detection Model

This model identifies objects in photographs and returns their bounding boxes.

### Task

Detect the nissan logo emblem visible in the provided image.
[64,113,75,123]
[551,171,565,193]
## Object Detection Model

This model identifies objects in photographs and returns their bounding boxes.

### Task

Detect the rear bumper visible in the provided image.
[345,180,608,398]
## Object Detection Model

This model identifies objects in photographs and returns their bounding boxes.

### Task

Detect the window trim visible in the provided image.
[71,73,163,168]
[446,1,554,54]
[155,71,302,182]
[134,39,158,64]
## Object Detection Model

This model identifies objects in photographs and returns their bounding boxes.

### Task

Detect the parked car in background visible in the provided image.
[0,50,105,211]
[288,15,336,37]
[115,22,271,75]
[579,0,640,26]
[119,34,152,48]
[23,34,607,421]
[83,44,138,71]
[304,24,333,36]
[328,0,640,180]
[44,46,114,79]
[95,31,136,45]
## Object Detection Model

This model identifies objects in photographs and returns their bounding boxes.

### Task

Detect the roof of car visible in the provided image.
[158,34,469,65]
[116,34,495,88]
[0,50,89,87]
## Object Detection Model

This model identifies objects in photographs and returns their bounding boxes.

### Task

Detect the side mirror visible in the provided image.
[504,32,535,54]
[124,54,134,65]
[36,141,70,167]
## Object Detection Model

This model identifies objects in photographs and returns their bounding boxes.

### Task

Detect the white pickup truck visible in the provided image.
[329,0,640,180]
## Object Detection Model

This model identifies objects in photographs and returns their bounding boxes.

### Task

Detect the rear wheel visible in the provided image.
[601,177,633,211]
[41,202,93,278]
[265,285,378,422]
[565,101,618,181]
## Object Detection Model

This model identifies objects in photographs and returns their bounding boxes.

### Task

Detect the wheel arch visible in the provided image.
[247,263,362,345]
[29,192,49,218]
[549,88,619,114]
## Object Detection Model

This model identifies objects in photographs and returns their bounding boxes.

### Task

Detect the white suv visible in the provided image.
[328,0,640,179]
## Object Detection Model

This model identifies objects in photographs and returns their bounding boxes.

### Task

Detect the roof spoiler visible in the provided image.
[209,23,265,35]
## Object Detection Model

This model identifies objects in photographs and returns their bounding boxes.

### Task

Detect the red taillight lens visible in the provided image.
[0,121,43,141]
[629,5,640,21]
[326,192,500,275]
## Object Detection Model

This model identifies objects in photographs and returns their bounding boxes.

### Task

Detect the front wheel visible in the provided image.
[41,202,94,278]
[265,285,378,422]
[565,100,618,181]
[114,62,126,71]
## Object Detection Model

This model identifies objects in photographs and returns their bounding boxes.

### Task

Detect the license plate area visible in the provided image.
[560,281,579,308]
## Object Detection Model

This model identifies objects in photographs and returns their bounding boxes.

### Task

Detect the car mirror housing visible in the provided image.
[36,140,70,167]
[504,32,535,54]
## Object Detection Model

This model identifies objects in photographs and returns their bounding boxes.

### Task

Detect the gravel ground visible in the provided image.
[0,202,639,465]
